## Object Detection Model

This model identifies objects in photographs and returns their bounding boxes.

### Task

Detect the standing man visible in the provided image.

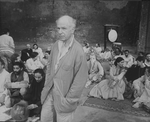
[0,28,15,72]
[40,15,88,122]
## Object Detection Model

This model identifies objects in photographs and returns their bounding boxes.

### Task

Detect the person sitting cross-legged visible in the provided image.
[132,67,150,108]
[24,69,45,117]
[4,62,29,108]
[122,50,134,68]
[89,57,127,101]
[25,52,44,74]
[85,53,104,88]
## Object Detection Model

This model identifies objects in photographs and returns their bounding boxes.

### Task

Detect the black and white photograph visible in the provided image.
[0,0,150,122]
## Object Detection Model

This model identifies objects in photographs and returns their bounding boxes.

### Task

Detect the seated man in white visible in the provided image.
[122,50,134,68]
[99,48,112,60]
[25,52,44,74]
[132,67,150,108]
[85,53,104,88]
[94,43,102,55]
[0,58,9,105]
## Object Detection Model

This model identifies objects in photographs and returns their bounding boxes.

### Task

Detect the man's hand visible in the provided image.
[27,104,38,109]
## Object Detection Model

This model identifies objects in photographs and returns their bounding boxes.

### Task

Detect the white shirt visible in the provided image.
[83,47,90,53]
[94,47,102,54]
[26,58,44,73]
[122,54,134,68]
[33,47,44,60]
[0,34,15,53]
[0,69,9,96]
[55,36,74,71]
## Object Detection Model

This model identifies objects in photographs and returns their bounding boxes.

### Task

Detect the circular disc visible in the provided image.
[108,29,118,42]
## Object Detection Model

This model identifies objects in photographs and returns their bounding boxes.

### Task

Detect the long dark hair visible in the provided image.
[33,43,38,49]
[114,57,124,66]
[0,57,5,66]
[34,68,45,77]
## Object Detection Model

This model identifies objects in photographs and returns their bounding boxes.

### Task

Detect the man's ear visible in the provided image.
[71,27,75,34]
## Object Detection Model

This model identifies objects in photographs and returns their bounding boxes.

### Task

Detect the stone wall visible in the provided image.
[0,0,141,45]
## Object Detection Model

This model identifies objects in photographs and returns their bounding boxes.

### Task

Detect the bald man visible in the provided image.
[40,15,88,122]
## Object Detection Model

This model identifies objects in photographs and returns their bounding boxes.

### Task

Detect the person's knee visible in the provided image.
[0,94,6,104]
[20,88,27,96]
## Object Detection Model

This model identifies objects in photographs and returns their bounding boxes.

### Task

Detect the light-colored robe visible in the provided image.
[90,65,126,100]
[87,60,104,81]
[133,75,150,104]
[0,69,9,98]
[85,60,104,88]
[122,54,134,68]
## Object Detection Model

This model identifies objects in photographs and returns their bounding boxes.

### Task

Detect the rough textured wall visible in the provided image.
[0,0,141,45]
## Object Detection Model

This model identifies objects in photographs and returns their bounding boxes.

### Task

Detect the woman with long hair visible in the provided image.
[24,68,45,117]
[89,57,127,101]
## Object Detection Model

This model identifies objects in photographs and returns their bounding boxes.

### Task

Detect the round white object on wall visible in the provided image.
[108,29,118,42]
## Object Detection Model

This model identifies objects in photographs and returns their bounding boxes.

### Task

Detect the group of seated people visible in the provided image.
[83,43,150,109]
[0,43,51,119]
[0,41,150,120]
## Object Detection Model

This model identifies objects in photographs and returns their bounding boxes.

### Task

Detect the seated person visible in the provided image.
[4,62,29,107]
[0,58,9,105]
[145,53,150,67]
[101,61,111,79]
[132,67,150,108]
[83,43,90,54]
[32,43,44,60]
[122,50,134,68]
[89,57,127,101]
[112,47,122,60]
[24,69,45,117]
[99,48,112,60]
[124,56,146,98]
[21,44,33,62]
[25,52,44,74]
[11,53,26,71]
[85,53,104,88]
[138,51,145,57]
[40,50,50,66]
[94,43,102,54]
